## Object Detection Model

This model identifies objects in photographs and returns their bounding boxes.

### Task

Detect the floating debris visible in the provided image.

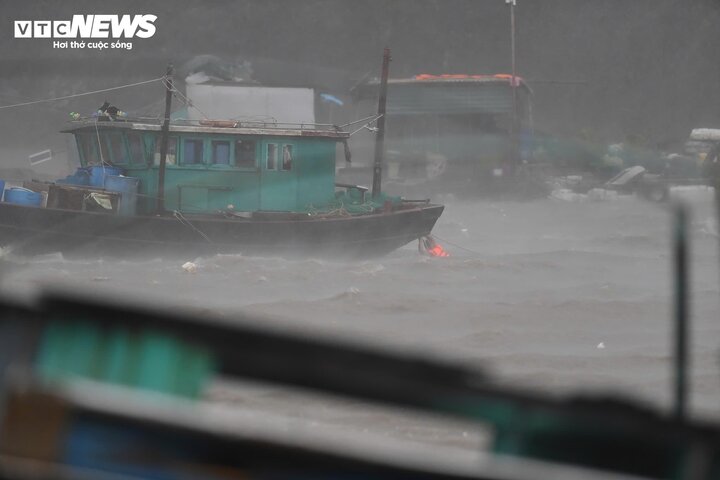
[182,261,198,273]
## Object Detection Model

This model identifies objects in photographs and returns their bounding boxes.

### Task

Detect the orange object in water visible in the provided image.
[419,235,449,257]
[429,244,449,257]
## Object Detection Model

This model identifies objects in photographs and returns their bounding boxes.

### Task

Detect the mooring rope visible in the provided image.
[0,77,165,110]
[348,114,383,137]
[429,234,484,256]
[162,77,210,120]
[173,210,213,243]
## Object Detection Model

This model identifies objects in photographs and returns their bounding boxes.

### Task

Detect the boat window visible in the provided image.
[154,136,178,165]
[127,133,145,165]
[77,134,100,165]
[282,144,293,171]
[183,139,205,165]
[266,143,278,170]
[108,132,129,164]
[235,140,256,168]
[211,140,231,165]
[99,133,112,164]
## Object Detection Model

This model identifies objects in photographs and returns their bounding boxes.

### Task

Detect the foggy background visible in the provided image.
[1,0,719,176]
[0,0,719,451]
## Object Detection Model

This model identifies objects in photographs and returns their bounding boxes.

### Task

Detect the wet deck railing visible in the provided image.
[68,115,352,133]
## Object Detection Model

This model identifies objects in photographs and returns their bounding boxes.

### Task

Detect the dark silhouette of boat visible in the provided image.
[0,56,443,259]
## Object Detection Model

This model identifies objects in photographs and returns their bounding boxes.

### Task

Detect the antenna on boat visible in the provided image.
[673,203,690,422]
[157,63,174,214]
[372,48,391,199]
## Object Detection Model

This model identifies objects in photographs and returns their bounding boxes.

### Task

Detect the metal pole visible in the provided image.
[372,48,391,199]
[504,0,518,175]
[509,0,517,137]
[673,204,690,422]
[157,64,173,214]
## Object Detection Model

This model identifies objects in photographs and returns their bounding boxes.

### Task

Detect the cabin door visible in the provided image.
[260,142,297,211]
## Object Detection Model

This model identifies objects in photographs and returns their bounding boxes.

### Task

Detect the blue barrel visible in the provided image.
[57,168,90,186]
[0,180,5,202]
[104,175,139,216]
[89,166,122,188]
[4,187,42,206]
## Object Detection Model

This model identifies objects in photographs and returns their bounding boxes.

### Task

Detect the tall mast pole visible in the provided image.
[157,64,173,214]
[673,204,690,422]
[506,0,518,174]
[509,0,517,136]
[372,48,391,199]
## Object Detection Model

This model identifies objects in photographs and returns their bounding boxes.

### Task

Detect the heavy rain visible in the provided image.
[0,1,719,478]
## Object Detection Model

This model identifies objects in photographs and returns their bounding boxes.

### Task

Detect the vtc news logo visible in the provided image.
[14,15,157,39]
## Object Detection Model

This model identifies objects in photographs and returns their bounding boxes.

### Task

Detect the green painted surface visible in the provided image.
[103,328,133,385]
[315,191,401,215]
[36,320,215,399]
[439,397,694,480]
[260,141,297,211]
[73,129,340,214]
[296,140,336,210]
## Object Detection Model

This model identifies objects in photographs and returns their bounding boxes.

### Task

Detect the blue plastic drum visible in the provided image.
[4,187,42,206]
[57,168,90,186]
[104,175,140,216]
[89,166,122,187]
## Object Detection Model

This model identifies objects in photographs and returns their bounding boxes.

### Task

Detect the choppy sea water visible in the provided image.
[1,186,719,456]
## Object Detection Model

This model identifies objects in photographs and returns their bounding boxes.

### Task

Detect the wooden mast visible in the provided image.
[372,48,391,198]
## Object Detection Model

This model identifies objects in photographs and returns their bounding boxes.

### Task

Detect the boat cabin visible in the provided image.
[62,120,348,215]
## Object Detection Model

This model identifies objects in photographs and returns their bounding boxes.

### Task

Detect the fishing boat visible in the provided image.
[0,58,443,259]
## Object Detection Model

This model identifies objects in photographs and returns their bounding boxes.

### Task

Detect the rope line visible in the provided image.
[93,119,109,166]
[349,116,382,137]
[173,210,212,243]
[338,114,382,129]
[0,77,165,110]
[430,234,484,256]
[162,78,210,120]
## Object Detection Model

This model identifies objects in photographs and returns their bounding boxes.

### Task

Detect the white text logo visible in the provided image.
[14,15,157,39]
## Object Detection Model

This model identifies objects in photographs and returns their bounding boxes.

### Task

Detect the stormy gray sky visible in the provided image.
[1,0,719,175]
